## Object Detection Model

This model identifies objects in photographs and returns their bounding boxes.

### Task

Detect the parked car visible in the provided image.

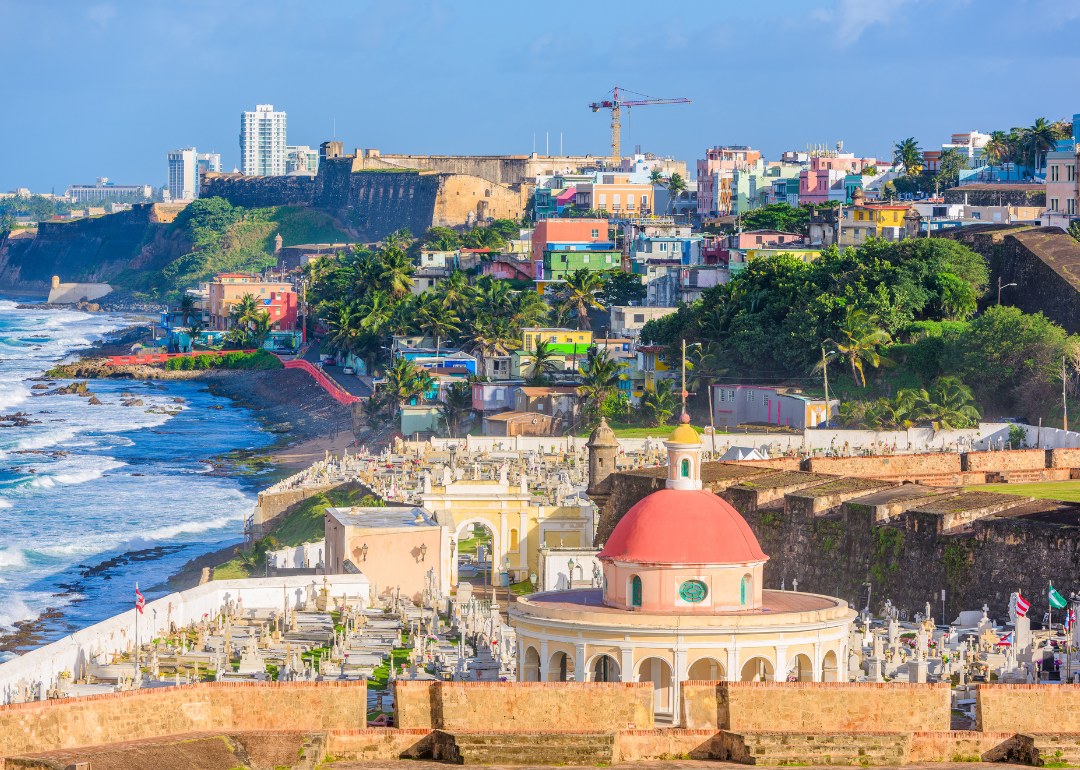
[343,367,355,375]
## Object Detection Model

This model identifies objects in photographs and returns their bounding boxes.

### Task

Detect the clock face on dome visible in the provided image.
[679,579,708,603]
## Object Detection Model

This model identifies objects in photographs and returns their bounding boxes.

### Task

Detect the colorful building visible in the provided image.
[839,193,914,245]
[696,146,761,216]
[207,273,296,331]
[530,218,610,266]
[573,174,654,219]
[541,248,621,280]
[521,328,593,355]
[711,384,837,430]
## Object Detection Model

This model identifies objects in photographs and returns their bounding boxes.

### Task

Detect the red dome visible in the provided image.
[599,489,768,565]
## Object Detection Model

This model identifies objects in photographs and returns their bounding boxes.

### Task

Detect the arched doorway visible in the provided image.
[549,651,576,682]
[740,656,774,682]
[590,654,621,682]
[785,653,814,682]
[454,519,499,591]
[687,656,726,681]
[637,657,673,717]
[822,650,839,682]
[523,647,540,681]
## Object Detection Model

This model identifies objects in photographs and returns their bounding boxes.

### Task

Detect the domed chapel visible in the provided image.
[509,415,857,723]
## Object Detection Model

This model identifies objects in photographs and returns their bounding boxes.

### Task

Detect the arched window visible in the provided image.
[631,575,642,607]
[509,528,519,551]
[740,574,753,605]
[680,458,690,478]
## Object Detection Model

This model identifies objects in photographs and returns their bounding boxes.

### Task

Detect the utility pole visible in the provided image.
[1065,356,1069,432]
[821,348,830,427]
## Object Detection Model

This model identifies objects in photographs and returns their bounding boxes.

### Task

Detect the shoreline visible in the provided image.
[2,345,359,656]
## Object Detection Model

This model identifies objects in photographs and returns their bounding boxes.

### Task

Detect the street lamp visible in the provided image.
[568,558,576,587]
[361,544,369,562]
[998,277,1017,306]
[420,543,428,562]
[504,554,512,605]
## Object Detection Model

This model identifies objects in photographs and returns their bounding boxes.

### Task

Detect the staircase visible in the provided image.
[1013,734,1080,766]
[433,730,616,765]
[723,732,911,766]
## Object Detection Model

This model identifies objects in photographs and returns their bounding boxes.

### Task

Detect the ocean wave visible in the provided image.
[31,460,126,487]
[0,596,33,631]
[0,498,11,508]
[0,548,27,569]
[0,384,29,411]
[129,515,240,547]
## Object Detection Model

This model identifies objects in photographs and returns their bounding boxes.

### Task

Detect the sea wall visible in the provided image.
[680,681,950,732]
[0,680,366,756]
[0,575,371,702]
[393,680,654,731]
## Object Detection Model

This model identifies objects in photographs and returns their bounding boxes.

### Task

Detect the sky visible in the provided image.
[2,0,1080,193]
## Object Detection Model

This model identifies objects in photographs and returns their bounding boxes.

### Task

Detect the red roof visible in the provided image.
[599,489,768,565]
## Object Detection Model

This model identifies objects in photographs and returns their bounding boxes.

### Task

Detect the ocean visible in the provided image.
[0,299,276,659]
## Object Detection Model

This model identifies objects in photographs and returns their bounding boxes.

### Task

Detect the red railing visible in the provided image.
[104,350,257,365]
[282,359,362,405]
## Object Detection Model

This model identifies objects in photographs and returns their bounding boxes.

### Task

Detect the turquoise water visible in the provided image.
[0,300,276,656]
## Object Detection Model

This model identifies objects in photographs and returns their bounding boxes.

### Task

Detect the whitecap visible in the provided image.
[0,548,27,569]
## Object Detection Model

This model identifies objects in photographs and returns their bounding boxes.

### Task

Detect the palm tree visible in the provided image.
[509,290,549,329]
[909,376,981,432]
[475,276,513,318]
[251,312,274,350]
[1024,118,1057,176]
[577,347,620,419]
[381,228,413,251]
[376,246,415,299]
[981,130,1010,175]
[463,317,520,376]
[641,379,678,427]
[687,344,728,435]
[666,173,687,215]
[438,381,473,438]
[822,307,895,388]
[183,319,205,352]
[436,270,474,314]
[178,294,197,327]
[381,357,426,425]
[229,293,261,330]
[414,294,460,358]
[557,269,605,330]
[525,338,561,386]
[327,303,363,357]
[648,168,665,186]
[894,137,923,176]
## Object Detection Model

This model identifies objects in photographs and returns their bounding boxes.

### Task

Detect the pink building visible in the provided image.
[798,156,876,205]
[723,229,804,249]
[696,146,761,216]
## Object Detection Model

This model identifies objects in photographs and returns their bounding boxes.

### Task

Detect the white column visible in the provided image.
[621,647,635,682]
[518,636,525,682]
[518,511,528,573]
[575,643,587,682]
[726,646,738,682]
[813,641,823,682]
[772,646,788,682]
[672,648,687,726]
[540,640,549,681]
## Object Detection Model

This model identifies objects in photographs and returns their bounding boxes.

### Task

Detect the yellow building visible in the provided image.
[521,327,593,355]
[840,193,913,245]
[419,476,593,586]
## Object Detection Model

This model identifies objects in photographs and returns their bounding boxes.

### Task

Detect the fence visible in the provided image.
[104,349,257,365]
[282,358,362,405]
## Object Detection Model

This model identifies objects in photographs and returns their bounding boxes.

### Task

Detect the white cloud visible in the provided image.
[87,3,116,25]
[812,0,919,46]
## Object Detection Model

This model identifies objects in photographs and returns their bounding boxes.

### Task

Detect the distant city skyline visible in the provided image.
[2,0,1079,192]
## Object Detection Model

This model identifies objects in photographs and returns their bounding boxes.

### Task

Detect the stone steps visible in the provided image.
[724,731,911,766]
[1015,734,1080,766]
[434,730,616,765]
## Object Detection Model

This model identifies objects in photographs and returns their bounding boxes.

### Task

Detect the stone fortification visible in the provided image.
[680,681,950,733]
[358,153,531,186]
[0,680,367,757]
[933,223,1080,333]
[393,680,654,731]
[200,173,315,207]
[976,683,1080,733]
[943,184,1046,207]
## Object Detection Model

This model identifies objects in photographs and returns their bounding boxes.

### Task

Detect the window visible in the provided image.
[633,313,644,323]
[1051,198,1060,212]
[1069,166,1076,182]
[1070,199,1077,216]
[631,575,642,607]
[599,194,606,205]
[641,195,648,206]
[509,528,519,550]
[591,229,599,238]
[583,255,590,264]
[1052,165,1060,182]
[681,458,690,477]
[747,390,755,402]
[536,403,544,411]
[719,388,726,403]
[613,194,621,205]
[728,389,735,401]
[755,235,762,244]
[740,574,752,605]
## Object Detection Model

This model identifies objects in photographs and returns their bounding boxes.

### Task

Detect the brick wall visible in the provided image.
[963,449,1047,472]
[1050,448,1080,468]
[614,729,723,761]
[908,731,1017,762]
[326,728,435,760]
[393,681,653,731]
[0,681,366,757]
[804,454,962,476]
[976,684,1080,733]
[680,681,950,732]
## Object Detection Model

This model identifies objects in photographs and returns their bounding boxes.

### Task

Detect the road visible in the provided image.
[301,345,373,399]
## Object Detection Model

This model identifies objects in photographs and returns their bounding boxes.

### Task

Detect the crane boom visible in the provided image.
[588,85,691,164]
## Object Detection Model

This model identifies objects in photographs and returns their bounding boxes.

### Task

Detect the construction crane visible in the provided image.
[589,86,691,164]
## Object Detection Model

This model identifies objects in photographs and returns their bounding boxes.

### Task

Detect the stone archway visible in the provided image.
[636,657,673,715]
[549,650,576,682]
[785,653,814,682]
[687,656,726,681]
[822,650,839,682]
[739,656,774,682]
[589,654,621,682]
[523,646,540,681]
[453,518,500,590]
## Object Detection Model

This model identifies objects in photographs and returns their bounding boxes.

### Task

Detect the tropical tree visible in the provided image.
[578,347,620,420]
[981,130,1011,173]
[894,137,923,176]
[179,294,197,327]
[381,357,427,424]
[327,303,363,357]
[414,293,460,358]
[687,344,728,435]
[436,270,474,315]
[908,376,982,432]
[640,379,678,427]
[666,173,688,214]
[598,270,646,307]
[463,317,520,375]
[822,307,895,388]
[648,168,665,186]
[376,246,416,299]
[508,290,549,329]
[229,293,261,330]
[250,312,274,350]
[557,269,605,330]
[475,276,513,318]
[525,339,561,387]
[1024,118,1058,174]
[438,381,473,438]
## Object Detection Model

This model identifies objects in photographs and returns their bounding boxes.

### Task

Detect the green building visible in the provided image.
[542,249,621,280]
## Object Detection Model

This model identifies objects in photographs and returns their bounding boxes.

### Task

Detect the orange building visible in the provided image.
[208,273,295,331]
[530,218,611,263]
[574,174,653,218]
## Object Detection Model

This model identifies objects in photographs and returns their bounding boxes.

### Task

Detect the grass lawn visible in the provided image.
[963,481,1080,503]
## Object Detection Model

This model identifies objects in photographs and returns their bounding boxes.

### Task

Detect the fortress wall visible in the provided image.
[361,154,530,186]
[345,171,442,242]
[0,680,366,756]
[804,453,962,476]
[431,174,528,229]
[393,680,654,731]
[976,684,1080,733]
[680,681,950,733]
[200,173,314,207]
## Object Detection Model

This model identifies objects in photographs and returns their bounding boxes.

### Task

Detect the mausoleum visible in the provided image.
[509,416,857,723]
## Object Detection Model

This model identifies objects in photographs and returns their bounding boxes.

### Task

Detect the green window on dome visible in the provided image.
[679,579,708,603]
[631,575,642,607]
[681,458,690,477]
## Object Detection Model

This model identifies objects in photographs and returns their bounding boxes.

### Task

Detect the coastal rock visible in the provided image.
[87,396,103,405]
[171,397,185,403]
[121,399,144,407]
[30,384,48,390]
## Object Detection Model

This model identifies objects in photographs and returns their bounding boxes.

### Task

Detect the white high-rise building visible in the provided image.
[240,104,287,176]
[167,147,199,201]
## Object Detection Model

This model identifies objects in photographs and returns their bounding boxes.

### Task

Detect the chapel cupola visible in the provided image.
[665,413,702,491]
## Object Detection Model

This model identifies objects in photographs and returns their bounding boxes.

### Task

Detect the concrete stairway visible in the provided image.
[1014,734,1080,766]
[723,731,911,766]
[433,730,616,765]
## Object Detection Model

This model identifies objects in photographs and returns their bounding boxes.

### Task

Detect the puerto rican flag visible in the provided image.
[1068,608,1077,633]
[997,631,1014,646]
[135,584,145,614]
[1016,591,1031,618]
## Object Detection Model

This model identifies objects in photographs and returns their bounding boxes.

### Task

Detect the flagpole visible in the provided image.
[134,582,139,684]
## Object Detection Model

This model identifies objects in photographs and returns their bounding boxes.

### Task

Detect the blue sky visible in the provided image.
[2,0,1079,193]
